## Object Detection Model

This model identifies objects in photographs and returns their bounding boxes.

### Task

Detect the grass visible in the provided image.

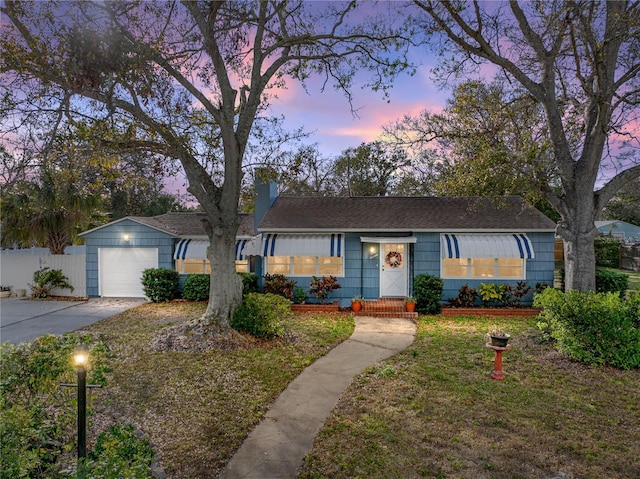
[82,304,640,478]
[299,315,640,479]
[84,302,354,478]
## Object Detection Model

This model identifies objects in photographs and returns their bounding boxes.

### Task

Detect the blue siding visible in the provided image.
[289,231,555,307]
[83,220,176,296]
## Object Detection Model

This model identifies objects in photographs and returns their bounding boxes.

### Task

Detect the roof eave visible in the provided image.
[79,217,180,237]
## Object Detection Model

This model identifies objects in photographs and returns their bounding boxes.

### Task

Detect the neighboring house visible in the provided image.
[595,220,640,243]
[80,180,557,304]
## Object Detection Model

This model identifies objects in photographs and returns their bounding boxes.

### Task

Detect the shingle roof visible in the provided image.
[85,212,255,237]
[258,196,556,232]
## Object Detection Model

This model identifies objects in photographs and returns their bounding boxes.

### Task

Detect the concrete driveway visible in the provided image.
[0,297,147,345]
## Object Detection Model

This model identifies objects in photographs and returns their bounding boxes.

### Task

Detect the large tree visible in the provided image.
[387,79,560,218]
[413,0,640,292]
[333,141,411,196]
[1,1,411,328]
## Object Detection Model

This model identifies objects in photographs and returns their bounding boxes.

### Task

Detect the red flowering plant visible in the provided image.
[308,275,341,303]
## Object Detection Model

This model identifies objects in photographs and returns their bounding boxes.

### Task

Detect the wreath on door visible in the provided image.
[385,251,402,268]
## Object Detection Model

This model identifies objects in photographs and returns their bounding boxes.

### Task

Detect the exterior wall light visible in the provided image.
[123,233,131,242]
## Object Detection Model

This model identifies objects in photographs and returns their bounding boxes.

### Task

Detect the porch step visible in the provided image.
[354,298,418,320]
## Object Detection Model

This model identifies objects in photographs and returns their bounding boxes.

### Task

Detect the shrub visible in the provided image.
[239,272,259,295]
[534,288,640,369]
[413,274,443,314]
[595,268,629,295]
[308,275,341,303]
[448,284,478,307]
[141,268,179,302]
[595,236,621,267]
[478,282,506,306]
[84,423,155,478]
[504,281,532,306]
[231,292,289,338]
[293,286,307,304]
[182,274,210,301]
[29,267,74,298]
[263,273,296,300]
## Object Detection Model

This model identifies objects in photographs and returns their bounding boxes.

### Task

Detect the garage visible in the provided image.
[98,248,158,297]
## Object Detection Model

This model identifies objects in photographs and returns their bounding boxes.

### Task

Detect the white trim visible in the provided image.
[360,236,417,244]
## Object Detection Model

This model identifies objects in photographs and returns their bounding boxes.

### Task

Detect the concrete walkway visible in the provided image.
[221,316,417,479]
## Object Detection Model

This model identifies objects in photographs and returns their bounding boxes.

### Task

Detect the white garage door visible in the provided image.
[99,248,158,298]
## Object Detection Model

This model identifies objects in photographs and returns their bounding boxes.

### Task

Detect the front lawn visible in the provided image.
[5,304,639,478]
[84,302,355,478]
[300,314,640,479]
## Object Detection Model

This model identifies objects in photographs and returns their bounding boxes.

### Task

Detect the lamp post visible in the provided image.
[73,344,89,476]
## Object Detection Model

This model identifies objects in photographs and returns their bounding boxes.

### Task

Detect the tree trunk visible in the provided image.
[562,230,597,292]
[200,226,243,329]
[557,195,598,292]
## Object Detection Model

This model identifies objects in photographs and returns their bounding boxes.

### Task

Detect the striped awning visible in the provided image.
[261,233,343,257]
[441,234,535,259]
[174,239,254,261]
[174,240,208,260]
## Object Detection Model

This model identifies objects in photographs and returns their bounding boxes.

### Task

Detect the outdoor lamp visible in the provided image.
[123,233,131,242]
[73,344,89,472]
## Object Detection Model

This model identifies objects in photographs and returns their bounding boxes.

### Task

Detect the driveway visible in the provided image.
[0,297,147,345]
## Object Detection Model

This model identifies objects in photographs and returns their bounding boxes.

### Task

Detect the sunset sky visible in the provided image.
[268,51,446,158]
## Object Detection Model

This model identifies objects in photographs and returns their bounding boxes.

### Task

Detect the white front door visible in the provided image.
[380,243,408,297]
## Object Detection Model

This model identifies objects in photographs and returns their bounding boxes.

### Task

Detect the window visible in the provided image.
[442,257,525,279]
[266,255,344,276]
[176,259,248,274]
[440,233,533,279]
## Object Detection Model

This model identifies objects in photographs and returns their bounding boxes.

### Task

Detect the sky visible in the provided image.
[267,55,446,158]
[166,45,449,198]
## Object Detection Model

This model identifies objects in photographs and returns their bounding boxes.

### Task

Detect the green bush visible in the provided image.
[141,268,179,302]
[595,268,629,295]
[240,272,259,295]
[263,273,296,300]
[29,267,74,298]
[534,288,640,369]
[595,236,621,267]
[413,274,443,314]
[232,292,289,338]
[478,282,506,306]
[182,274,210,301]
[84,423,155,478]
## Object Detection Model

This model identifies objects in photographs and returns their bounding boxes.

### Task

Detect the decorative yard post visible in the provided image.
[486,344,511,381]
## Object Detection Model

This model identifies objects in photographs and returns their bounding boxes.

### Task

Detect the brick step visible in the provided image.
[353,298,417,319]
[355,311,418,319]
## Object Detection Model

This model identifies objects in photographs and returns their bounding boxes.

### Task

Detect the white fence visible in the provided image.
[0,253,86,297]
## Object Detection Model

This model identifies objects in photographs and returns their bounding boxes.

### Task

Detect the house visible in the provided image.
[595,220,640,243]
[79,213,255,297]
[80,179,557,305]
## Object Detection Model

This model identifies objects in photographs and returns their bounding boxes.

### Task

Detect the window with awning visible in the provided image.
[259,234,344,276]
[261,234,343,257]
[173,239,249,273]
[441,234,534,259]
[440,234,533,279]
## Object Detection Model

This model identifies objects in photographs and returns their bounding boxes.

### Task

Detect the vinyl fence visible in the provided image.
[620,244,640,272]
[0,252,86,297]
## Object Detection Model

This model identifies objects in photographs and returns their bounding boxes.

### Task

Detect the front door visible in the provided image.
[380,243,408,297]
